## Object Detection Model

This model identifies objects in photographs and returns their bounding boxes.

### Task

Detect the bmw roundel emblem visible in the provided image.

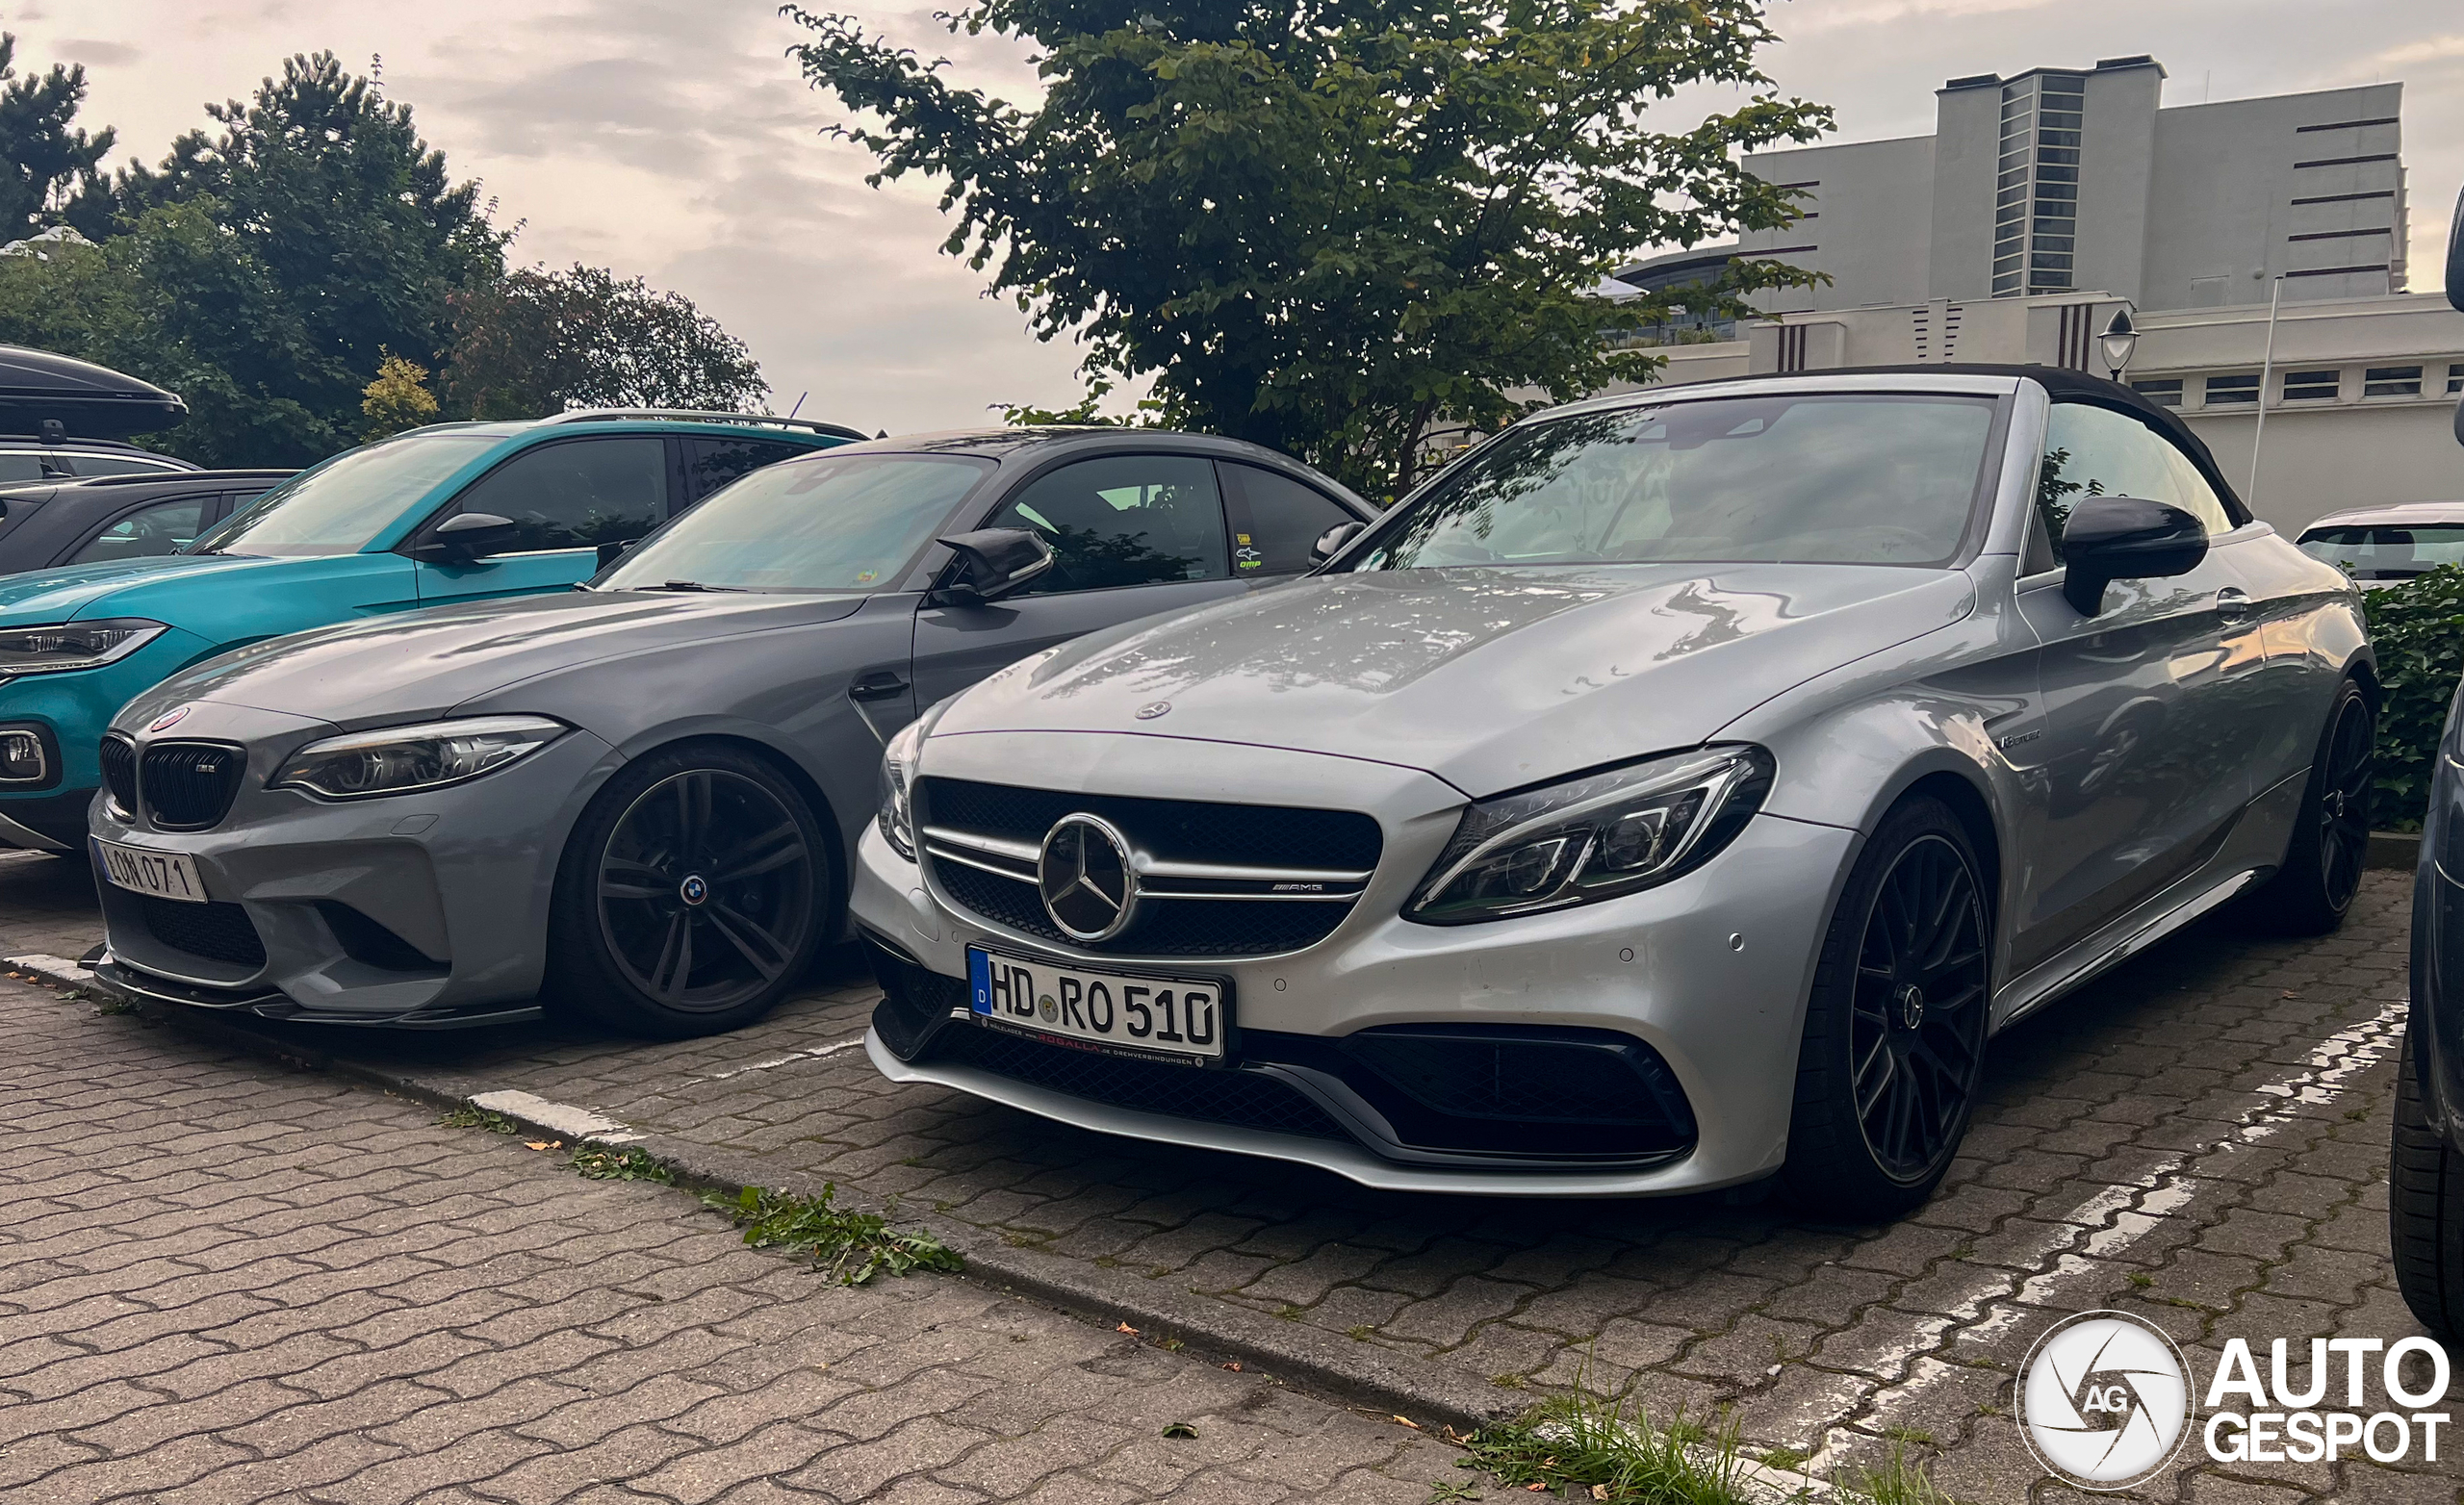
[1135,701,1170,721]
[147,704,192,734]
[679,874,710,906]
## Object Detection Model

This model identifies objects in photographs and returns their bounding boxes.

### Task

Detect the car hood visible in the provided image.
[933,565,1974,798]
[0,552,270,621]
[130,588,870,730]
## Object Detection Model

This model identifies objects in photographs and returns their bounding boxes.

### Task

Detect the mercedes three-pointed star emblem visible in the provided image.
[1037,812,1140,943]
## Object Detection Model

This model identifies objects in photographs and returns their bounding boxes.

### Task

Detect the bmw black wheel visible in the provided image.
[2239,678,2374,937]
[1784,796,1990,1220]
[550,743,831,1038]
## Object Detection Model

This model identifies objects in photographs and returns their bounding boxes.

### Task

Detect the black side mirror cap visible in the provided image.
[2060,495,2207,615]
[595,538,641,571]
[2445,182,2461,315]
[409,511,521,563]
[1310,521,1367,565]
[936,527,1054,604]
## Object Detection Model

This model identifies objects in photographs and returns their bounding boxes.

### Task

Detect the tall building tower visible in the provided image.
[1724,57,2405,315]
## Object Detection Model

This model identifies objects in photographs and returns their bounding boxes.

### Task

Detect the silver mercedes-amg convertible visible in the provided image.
[856,364,2373,1218]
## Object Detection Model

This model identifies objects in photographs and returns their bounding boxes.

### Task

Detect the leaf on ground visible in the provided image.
[1116,1321,1139,1335]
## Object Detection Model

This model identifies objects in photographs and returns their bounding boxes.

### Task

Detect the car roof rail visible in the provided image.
[533,408,871,443]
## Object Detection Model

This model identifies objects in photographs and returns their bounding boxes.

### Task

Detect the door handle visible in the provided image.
[2214,587,2252,621]
[848,671,911,702]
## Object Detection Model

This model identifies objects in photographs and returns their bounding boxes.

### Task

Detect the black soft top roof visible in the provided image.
[1687,361,2247,523]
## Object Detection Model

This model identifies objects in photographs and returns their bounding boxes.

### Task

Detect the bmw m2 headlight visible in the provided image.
[0,620,167,676]
[1406,746,1774,924]
[877,717,922,861]
[270,715,567,801]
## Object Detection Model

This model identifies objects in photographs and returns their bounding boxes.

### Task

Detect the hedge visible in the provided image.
[2363,563,2464,831]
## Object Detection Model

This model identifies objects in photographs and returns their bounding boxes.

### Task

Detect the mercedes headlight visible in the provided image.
[1406,746,1773,924]
[270,715,567,801]
[0,619,167,676]
[877,717,922,861]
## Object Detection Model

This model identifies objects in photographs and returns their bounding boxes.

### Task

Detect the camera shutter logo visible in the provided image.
[2016,1311,2194,1490]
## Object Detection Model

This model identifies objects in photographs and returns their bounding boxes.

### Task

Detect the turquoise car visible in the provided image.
[0,411,860,850]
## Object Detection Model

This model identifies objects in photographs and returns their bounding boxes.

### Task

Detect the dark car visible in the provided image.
[87,427,1378,1039]
[2393,191,2464,1339]
[0,471,295,575]
[0,433,196,485]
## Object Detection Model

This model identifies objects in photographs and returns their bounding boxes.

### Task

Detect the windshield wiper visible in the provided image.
[643,579,749,593]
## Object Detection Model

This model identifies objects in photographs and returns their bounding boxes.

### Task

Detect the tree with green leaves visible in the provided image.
[0,34,115,244]
[786,0,1829,497]
[361,350,440,439]
[444,263,767,420]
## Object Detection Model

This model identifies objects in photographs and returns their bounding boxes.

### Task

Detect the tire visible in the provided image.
[2391,1024,2464,1342]
[2239,677,2374,937]
[547,742,832,1039]
[1782,796,1991,1222]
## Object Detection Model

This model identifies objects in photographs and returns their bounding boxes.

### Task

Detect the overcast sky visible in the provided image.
[13,1,2460,435]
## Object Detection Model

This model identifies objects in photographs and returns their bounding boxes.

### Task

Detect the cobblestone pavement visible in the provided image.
[12,854,2455,1502]
[0,974,1472,1503]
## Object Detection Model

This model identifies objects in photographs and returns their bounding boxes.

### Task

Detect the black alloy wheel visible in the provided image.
[550,743,831,1038]
[2240,677,2374,937]
[598,769,815,1011]
[1847,834,1989,1181]
[1784,796,1991,1220]
[2314,693,2374,911]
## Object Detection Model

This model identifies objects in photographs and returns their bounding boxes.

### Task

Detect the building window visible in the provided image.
[2129,378,2185,408]
[2450,364,2464,395]
[2363,366,2423,397]
[2206,374,2260,405]
[1993,73,2088,298]
[2282,370,2341,401]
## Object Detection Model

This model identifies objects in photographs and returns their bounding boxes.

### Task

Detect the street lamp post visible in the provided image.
[2099,305,2139,381]
[2250,274,2286,510]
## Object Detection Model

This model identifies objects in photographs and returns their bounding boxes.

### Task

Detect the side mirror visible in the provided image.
[596,538,641,571]
[409,511,521,563]
[2446,183,2462,316]
[1310,521,1367,565]
[2061,495,2207,616]
[936,527,1054,603]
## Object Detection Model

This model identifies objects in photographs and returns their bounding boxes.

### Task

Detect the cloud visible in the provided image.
[53,39,141,67]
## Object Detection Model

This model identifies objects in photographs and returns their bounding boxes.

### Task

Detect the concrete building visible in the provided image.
[1725,58,2405,312]
[1600,59,2458,534]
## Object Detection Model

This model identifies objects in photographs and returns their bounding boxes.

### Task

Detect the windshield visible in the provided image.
[2297,523,2464,579]
[1343,395,1998,572]
[189,432,497,557]
[598,452,993,593]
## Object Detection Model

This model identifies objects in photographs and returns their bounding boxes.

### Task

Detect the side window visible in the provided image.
[682,438,805,506]
[983,455,1228,594]
[61,454,181,478]
[0,451,50,484]
[71,496,212,564]
[1219,462,1354,576]
[444,437,669,552]
[2038,403,2235,562]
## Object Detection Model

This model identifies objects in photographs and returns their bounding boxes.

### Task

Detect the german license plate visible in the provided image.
[95,838,208,903]
[966,947,1228,1065]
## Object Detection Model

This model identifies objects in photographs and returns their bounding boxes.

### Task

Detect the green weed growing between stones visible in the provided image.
[706,1183,962,1286]
[569,1144,674,1184]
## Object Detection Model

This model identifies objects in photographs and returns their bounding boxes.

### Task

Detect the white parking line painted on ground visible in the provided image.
[1810,999,2408,1467]
[691,1034,869,1084]
[467,1088,643,1143]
